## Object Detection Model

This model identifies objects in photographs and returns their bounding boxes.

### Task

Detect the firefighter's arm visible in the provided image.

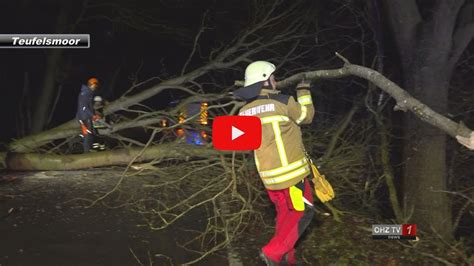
[288,82,315,125]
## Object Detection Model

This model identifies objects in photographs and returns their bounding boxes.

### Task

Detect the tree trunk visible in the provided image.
[30,4,69,133]
[403,69,452,238]
[381,0,473,240]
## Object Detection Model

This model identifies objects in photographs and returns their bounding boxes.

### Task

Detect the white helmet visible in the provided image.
[244,61,276,87]
[94,96,103,102]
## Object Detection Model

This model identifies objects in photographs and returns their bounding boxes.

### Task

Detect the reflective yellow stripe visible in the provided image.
[260,115,290,170]
[296,105,307,124]
[259,157,307,178]
[289,185,305,211]
[260,115,290,124]
[272,121,288,166]
[297,95,312,105]
[262,165,311,185]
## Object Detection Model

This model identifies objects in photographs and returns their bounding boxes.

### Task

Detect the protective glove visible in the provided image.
[296,79,311,89]
[310,162,335,203]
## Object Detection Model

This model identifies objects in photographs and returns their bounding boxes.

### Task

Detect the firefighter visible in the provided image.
[93,96,104,117]
[91,95,107,151]
[76,77,99,153]
[92,95,107,129]
[456,132,474,150]
[236,61,315,265]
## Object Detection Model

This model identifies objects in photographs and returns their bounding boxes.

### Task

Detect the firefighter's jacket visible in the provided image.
[239,87,314,190]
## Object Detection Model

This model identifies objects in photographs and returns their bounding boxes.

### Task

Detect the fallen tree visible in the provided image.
[12,56,474,148]
[4,0,472,171]
[4,54,473,170]
[5,143,224,171]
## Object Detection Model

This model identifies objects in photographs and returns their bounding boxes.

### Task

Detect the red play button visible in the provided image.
[212,116,261,150]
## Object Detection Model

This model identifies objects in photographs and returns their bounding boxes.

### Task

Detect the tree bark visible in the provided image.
[403,73,452,237]
[10,121,78,152]
[400,17,454,240]
[5,144,223,171]
[30,3,69,133]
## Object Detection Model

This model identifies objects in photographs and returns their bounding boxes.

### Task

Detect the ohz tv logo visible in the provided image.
[371,224,417,240]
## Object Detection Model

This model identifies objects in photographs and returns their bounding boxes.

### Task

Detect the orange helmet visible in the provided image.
[87,77,99,87]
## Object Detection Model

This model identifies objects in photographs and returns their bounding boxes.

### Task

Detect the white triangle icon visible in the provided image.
[231,126,245,141]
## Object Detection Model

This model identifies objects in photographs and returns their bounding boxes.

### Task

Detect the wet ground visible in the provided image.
[0,170,240,266]
[1,169,471,266]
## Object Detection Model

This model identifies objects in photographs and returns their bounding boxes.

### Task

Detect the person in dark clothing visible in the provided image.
[76,78,99,153]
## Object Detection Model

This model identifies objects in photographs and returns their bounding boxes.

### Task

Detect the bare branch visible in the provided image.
[181,10,210,76]
[236,53,472,138]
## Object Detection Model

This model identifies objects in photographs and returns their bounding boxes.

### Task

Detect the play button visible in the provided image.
[231,126,244,141]
[212,116,261,150]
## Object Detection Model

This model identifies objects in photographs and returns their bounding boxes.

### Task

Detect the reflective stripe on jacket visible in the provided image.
[239,87,314,190]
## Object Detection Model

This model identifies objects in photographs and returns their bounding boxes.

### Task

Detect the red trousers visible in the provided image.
[262,178,314,264]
